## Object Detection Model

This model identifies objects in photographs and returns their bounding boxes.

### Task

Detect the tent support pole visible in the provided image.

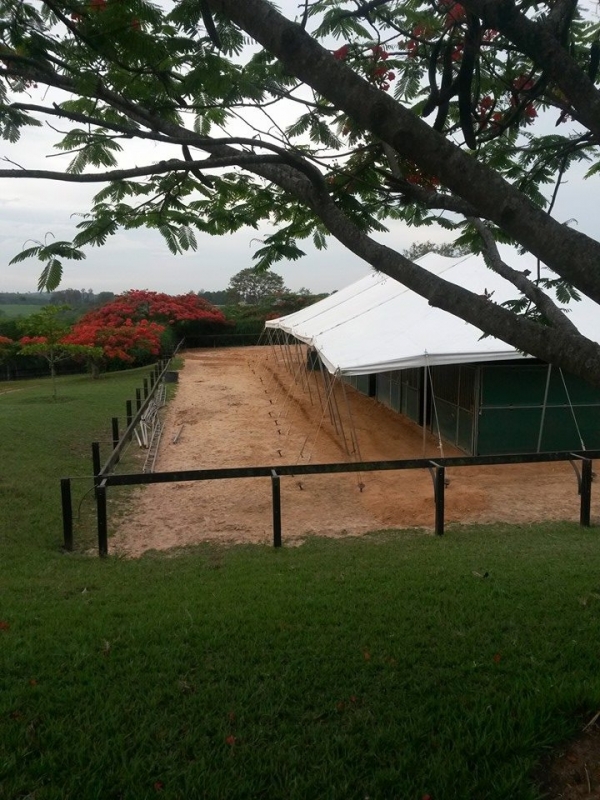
[295,341,313,402]
[427,364,445,458]
[276,331,287,366]
[265,328,278,364]
[311,356,326,415]
[283,340,295,375]
[537,363,552,453]
[321,364,338,431]
[322,367,352,456]
[340,375,363,462]
[329,373,351,456]
[303,352,314,406]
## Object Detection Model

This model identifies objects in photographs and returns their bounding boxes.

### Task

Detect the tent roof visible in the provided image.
[265,251,600,376]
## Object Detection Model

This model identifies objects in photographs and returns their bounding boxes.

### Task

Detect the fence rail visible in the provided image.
[62,447,599,556]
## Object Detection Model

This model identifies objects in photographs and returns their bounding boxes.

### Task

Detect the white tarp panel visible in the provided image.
[264,270,385,341]
[265,250,600,376]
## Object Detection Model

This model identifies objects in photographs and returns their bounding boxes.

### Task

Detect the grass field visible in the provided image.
[0,303,45,319]
[2,369,600,799]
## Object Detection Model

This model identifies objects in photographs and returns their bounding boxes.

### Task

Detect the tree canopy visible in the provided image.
[2,0,600,383]
[227,268,286,304]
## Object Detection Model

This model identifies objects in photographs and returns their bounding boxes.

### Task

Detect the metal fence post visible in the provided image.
[111,417,119,453]
[61,478,73,551]
[143,378,149,399]
[92,442,101,495]
[580,458,592,527]
[428,462,445,536]
[435,466,445,536]
[97,482,108,557]
[271,470,282,547]
[126,399,133,431]
[135,388,142,412]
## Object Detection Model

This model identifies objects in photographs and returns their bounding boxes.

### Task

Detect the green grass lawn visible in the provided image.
[2,369,600,799]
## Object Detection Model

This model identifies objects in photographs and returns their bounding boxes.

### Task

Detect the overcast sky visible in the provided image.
[0,170,422,295]
[1,1,598,296]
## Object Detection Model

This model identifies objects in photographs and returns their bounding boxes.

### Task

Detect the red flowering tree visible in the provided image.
[0,335,16,362]
[64,290,229,375]
[18,307,99,399]
[0,335,18,379]
[63,318,164,377]
[79,290,229,342]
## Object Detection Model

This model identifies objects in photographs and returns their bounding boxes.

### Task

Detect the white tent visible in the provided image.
[265,251,600,376]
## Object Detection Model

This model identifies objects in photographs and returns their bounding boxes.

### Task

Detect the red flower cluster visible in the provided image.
[404,162,440,190]
[69,0,142,31]
[370,45,394,91]
[79,290,227,329]
[63,319,164,363]
[60,290,228,367]
[440,0,466,27]
[510,76,537,122]
[19,335,47,346]
[333,44,350,61]
[406,24,430,58]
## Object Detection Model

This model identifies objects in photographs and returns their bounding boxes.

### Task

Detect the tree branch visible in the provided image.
[0,154,300,182]
[207,0,600,306]
[459,0,600,142]
[468,217,580,334]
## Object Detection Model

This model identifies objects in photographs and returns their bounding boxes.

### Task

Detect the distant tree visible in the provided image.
[94,292,116,307]
[50,288,82,306]
[265,291,330,319]
[198,289,229,306]
[227,269,287,305]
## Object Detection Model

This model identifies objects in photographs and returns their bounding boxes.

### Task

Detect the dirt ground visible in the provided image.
[112,346,596,557]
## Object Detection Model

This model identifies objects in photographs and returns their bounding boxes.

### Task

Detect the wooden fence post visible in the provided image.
[61,478,73,551]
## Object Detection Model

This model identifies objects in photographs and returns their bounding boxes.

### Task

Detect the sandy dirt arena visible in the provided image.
[112,347,597,556]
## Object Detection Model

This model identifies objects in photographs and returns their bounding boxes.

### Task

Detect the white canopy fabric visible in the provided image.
[265,251,600,376]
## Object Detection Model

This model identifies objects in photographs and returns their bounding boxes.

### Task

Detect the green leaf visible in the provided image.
[37,259,63,292]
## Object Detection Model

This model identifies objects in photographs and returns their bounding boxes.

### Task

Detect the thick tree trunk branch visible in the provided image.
[207,0,600,306]
[305,187,600,386]
[460,0,600,140]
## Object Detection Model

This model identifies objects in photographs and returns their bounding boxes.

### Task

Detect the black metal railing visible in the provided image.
[62,447,598,556]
